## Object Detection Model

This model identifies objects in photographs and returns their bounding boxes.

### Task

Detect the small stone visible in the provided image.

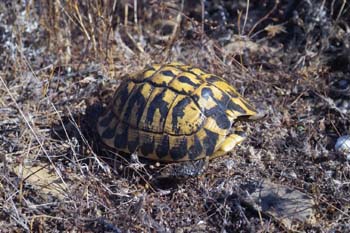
[346,154,350,161]
[333,79,350,93]
[242,179,316,230]
[335,135,350,155]
[224,159,235,170]
[289,170,298,179]
[325,170,333,178]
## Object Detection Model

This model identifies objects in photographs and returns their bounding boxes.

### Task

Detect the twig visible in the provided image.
[242,0,250,35]
[313,91,346,119]
[248,0,279,37]
[0,77,68,190]
[335,0,346,23]
[73,2,91,41]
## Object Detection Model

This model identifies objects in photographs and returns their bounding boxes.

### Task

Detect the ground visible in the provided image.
[1,0,350,232]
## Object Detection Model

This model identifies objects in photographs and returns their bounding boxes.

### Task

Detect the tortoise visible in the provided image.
[97,62,261,167]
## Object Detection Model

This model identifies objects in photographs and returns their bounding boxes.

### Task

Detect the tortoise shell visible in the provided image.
[97,62,258,162]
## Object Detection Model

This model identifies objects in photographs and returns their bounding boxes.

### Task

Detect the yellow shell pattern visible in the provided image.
[97,63,258,162]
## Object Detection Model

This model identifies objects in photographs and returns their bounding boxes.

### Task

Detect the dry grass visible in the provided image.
[1,0,350,232]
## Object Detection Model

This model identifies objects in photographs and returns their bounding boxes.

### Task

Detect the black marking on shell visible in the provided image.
[122,85,148,127]
[206,75,240,98]
[156,135,169,158]
[227,90,239,98]
[99,111,115,127]
[206,75,222,83]
[101,127,115,139]
[114,82,133,114]
[128,137,139,153]
[141,140,154,156]
[203,129,219,156]
[114,123,129,149]
[145,90,169,130]
[201,86,246,119]
[171,97,192,134]
[215,114,231,129]
[216,91,231,110]
[141,65,156,78]
[205,107,231,129]
[108,112,203,137]
[189,67,205,75]
[227,100,247,114]
[179,68,205,83]
[169,137,188,160]
[177,75,200,87]
[192,94,200,103]
[131,78,204,114]
[161,70,176,77]
[133,79,192,95]
[201,86,231,112]
[201,87,213,100]
[188,135,203,160]
[200,87,232,129]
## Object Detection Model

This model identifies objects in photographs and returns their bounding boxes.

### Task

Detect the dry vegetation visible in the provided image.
[1,0,350,232]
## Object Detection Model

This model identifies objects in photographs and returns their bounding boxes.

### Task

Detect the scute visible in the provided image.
[140,87,176,133]
[97,62,259,162]
[165,95,204,135]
